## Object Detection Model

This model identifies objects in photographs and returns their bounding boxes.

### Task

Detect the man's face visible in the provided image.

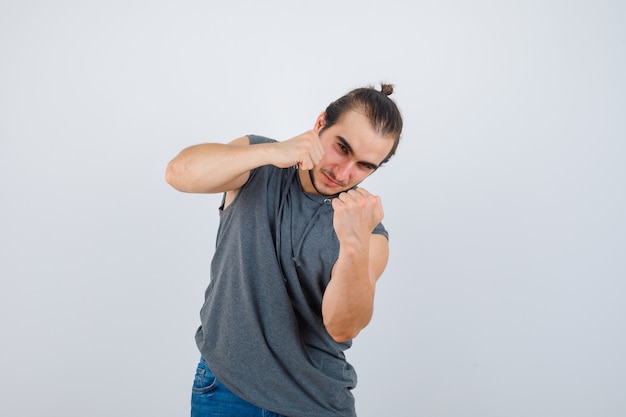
[305,109,395,197]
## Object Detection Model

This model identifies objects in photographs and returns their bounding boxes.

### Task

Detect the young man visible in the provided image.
[166,84,403,417]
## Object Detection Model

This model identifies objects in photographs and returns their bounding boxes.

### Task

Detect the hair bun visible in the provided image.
[380,83,394,96]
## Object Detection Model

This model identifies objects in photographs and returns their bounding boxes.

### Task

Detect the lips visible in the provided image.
[321,171,343,188]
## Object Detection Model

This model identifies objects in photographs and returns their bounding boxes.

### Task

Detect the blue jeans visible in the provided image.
[191,357,287,417]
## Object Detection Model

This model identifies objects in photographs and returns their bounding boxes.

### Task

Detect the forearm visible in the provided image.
[165,137,275,193]
[322,238,375,343]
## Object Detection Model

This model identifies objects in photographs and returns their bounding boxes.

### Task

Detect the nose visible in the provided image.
[334,161,355,183]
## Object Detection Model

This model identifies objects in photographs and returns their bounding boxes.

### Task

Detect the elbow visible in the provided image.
[165,158,188,192]
[322,302,373,343]
[327,329,359,344]
[164,161,175,187]
[324,319,366,343]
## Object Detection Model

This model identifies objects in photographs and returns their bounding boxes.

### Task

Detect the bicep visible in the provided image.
[220,135,253,208]
[218,135,252,192]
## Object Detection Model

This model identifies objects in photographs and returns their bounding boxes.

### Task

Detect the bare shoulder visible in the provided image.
[228,135,250,145]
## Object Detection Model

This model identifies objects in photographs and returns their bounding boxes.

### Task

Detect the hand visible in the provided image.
[331,188,384,243]
[271,130,325,170]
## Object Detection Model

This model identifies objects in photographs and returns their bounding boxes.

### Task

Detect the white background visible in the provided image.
[1,1,624,416]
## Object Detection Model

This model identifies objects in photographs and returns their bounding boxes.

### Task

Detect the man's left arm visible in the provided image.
[322,188,389,343]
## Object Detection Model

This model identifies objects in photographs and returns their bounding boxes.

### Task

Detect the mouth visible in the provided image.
[321,170,344,188]
[307,169,345,198]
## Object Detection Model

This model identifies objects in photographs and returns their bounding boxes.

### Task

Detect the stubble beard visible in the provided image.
[308,168,352,198]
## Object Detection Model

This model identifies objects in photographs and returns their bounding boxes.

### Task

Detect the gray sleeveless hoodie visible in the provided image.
[195,135,388,417]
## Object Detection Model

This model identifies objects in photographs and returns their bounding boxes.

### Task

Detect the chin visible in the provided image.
[318,183,352,198]
[309,171,341,197]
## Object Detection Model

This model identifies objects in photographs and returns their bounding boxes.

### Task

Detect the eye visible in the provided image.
[359,162,376,171]
[336,142,348,154]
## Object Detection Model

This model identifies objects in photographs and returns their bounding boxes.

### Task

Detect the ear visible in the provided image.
[313,112,326,133]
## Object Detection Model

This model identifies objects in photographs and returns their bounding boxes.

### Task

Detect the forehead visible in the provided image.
[328,109,395,164]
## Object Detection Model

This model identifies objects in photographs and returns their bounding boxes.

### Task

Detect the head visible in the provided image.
[321,83,403,164]
[302,83,403,197]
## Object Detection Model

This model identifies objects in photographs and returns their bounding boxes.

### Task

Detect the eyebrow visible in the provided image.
[337,136,380,170]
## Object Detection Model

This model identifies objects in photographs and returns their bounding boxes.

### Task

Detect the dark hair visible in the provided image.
[321,83,403,164]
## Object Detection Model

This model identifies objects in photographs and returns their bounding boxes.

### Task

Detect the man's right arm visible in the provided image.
[165,131,324,194]
[166,136,259,194]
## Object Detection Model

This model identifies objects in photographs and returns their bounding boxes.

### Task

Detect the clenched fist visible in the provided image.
[271,130,325,170]
[331,188,384,243]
